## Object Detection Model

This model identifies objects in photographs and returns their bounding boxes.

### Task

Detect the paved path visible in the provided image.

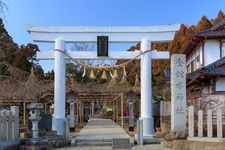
[55,118,175,150]
[74,118,131,142]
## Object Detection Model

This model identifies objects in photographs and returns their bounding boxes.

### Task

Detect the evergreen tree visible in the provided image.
[168,24,187,55]
[13,43,39,72]
[0,19,42,80]
[213,10,225,25]
[0,18,18,64]
[196,16,213,31]
[181,25,196,52]
[45,70,54,80]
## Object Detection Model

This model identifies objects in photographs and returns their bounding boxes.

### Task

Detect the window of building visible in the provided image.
[186,50,201,73]
[216,78,225,92]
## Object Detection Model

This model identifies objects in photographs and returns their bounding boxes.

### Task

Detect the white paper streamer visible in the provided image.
[82,67,86,77]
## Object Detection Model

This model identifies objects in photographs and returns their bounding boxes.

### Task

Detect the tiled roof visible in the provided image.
[183,19,225,55]
[196,18,225,37]
[187,56,225,79]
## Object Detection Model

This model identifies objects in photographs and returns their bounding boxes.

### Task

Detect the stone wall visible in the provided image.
[188,94,225,113]
[163,140,225,150]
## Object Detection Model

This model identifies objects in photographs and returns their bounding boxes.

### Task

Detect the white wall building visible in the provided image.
[184,19,225,112]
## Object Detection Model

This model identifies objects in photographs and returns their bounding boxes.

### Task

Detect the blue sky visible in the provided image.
[3,0,225,72]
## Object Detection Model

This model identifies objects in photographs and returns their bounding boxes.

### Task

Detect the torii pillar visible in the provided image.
[140,38,154,138]
[52,38,66,135]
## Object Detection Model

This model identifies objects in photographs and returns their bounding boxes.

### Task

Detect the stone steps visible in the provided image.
[73,139,112,146]
[76,141,112,146]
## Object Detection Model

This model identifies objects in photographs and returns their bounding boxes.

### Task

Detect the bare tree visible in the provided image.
[0,1,8,16]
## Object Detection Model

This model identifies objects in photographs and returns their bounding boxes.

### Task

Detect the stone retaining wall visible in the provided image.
[163,140,225,150]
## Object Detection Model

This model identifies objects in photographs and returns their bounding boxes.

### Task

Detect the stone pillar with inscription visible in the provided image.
[171,54,186,133]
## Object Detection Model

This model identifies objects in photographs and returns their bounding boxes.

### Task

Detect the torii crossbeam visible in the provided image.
[27,25,180,139]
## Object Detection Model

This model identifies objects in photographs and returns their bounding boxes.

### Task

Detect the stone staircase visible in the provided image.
[73,138,112,146]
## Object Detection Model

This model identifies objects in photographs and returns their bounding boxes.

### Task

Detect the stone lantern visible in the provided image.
[127,90,135,131]
[68,91,75,132]
[27,97,43,139]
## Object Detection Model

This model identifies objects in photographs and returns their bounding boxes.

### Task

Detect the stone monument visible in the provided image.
[171,54,186,133]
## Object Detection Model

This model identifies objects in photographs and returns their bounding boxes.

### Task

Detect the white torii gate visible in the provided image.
[27,25,180,139]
